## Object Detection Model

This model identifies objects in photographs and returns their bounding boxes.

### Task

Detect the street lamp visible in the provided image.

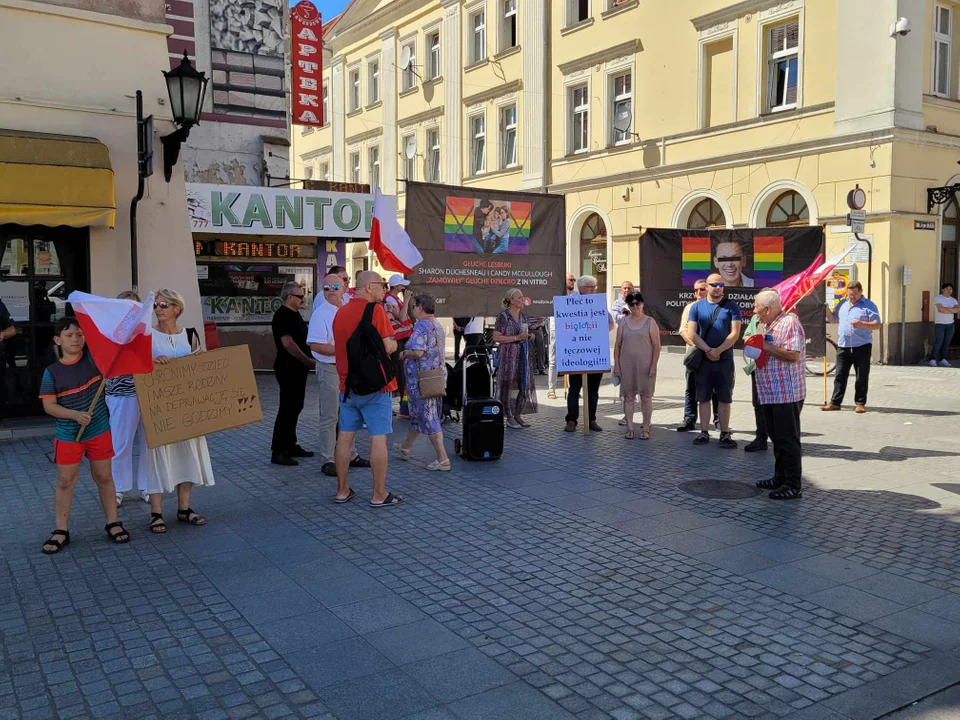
[160,51,209,181]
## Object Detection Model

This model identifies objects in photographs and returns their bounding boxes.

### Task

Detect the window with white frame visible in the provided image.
[568,0,589,26]
[428,31,441,79]
[501,0,517,51]
[766,19,800,112]
[368,59,380,104]
[470,114,486,175]
[304,165,314,180]
[426,127,441,182]
[500,105,517,168]
[349,68,361,112]
[322,82,329,126]
[401,40,416,91]
[319,162,329,181]
[934,4,952,97]
[369,146,380,188]
[610,72,632,145]
[350,151,360,183]
[401,135,417,182]
[570,84,589,154]
[470,10,486,64]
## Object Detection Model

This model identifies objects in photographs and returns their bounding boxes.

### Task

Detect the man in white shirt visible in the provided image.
[932,282,959,367]
[307,273,369,477]
[547,272,577,399]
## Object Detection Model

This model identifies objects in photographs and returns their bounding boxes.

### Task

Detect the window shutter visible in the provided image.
[785,20,799,50]
[770,25,786,52]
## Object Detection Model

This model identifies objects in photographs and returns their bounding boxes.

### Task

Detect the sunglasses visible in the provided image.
[292,294,305,300]
[323,284,341,291]
[709,282,725,288]
[154,302,173,310]
[716,256,742,263]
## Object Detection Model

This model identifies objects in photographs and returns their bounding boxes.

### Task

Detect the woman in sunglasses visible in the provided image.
[145,288,215,534]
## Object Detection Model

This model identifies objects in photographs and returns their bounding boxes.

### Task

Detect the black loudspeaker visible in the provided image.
[459,398,504,461]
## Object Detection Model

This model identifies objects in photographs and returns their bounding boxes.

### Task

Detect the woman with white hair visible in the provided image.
[146,288,215,533]
[493,288,538,429]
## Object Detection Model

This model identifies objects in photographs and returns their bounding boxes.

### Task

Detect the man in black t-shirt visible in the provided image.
[270,282,316,465]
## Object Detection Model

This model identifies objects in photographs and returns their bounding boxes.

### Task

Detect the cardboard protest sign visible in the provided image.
[553,294,611,374]
[135,345,262,449]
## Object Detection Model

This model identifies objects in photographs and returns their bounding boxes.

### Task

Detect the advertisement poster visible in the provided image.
[198,265,314,324]
[135,345,263,448]
[553,294,612,373]
[403,181,566,317]
[826,267,851,312]
[640,227,825,353]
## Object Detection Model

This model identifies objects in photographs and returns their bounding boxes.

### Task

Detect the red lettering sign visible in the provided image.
[291,1,323,127]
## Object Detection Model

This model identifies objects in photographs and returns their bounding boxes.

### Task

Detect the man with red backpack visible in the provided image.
[333,271,403,507]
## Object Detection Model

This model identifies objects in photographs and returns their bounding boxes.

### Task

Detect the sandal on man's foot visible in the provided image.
[105,522,131,544]
[769,486,802,500]
[756,478,782,490]
[177,507,206,526]
[149,513,167,534]
[42,529,70,555]
[334,488,355,504]
[370,492,404,508]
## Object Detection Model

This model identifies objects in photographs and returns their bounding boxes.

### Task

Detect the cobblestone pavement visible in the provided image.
[2,354,960,720]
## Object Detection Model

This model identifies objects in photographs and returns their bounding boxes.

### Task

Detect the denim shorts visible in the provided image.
[696,360,735,404]
[339,391,393,436]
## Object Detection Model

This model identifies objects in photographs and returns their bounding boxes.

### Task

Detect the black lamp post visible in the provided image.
[160,51,209,182]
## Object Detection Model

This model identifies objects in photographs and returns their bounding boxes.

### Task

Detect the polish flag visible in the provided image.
[66,291,155,377]
[368,188,423,274]
[774,248,855,314]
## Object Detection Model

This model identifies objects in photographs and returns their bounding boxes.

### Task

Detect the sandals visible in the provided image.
[334,488,355,504]
[370,492,404,508]
[769,487,803,500]
[177,507,206,526]
[105,522,131,544]
[42,529,70,555]
[426,459,451,472]
[624,430,635,440]
[755,478,782,490]
[639,429,650,440]
[115,493,123,508]
[393,443,411,460]
[149,513,167,534]
[547,391,557,399]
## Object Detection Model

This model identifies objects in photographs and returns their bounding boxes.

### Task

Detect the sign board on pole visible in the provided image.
[135,345,263,449]
[553,294,611,374]
[846,235,872,263]
[848,209,866,234]
[903,265,912,286]
[290,1,323,127]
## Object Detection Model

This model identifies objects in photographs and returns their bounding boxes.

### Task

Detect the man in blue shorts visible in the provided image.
[686,273,743,449]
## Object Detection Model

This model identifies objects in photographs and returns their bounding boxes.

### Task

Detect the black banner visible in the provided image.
[404,181,566,317]
[640,227,825,353]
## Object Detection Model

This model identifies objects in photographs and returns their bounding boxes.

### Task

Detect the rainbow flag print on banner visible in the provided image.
[754,236,784,285]
[444,197,533,254]
[444,197,477,253]
[681,236,711,287]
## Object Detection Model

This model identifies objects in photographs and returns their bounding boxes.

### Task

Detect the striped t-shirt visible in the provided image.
[39,350,111,442]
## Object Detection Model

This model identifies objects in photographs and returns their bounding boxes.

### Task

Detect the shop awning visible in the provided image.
[0,129,116,228]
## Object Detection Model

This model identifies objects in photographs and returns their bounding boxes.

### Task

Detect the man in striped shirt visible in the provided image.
[752,290,806,500]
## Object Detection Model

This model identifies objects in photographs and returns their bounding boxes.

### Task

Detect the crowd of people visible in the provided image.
[29,260,900,552]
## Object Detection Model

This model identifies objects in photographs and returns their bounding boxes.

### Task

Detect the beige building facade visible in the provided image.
[293,0,960,363]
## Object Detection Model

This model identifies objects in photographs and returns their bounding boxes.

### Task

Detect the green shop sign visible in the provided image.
[186,183,374,238]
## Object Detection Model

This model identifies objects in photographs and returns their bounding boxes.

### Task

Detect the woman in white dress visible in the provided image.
[146,288,215,533]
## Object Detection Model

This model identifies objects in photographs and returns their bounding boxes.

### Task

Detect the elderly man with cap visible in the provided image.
[308,274,371,477]
[749,289,806,500]
[385,274,414,402]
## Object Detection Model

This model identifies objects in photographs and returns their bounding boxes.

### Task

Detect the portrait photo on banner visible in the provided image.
[444,196,533,255]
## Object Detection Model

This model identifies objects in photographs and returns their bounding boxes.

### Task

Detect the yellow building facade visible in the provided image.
[293,0,960,363]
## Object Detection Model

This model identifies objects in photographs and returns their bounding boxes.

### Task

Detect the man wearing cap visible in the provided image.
[308,274,371,477]
[385,274,414,400]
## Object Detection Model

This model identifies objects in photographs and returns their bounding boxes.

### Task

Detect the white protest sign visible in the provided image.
[553,294,611,373]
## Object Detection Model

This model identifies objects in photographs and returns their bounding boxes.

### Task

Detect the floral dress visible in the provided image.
[495,310,538,417]
[403,318,445,435]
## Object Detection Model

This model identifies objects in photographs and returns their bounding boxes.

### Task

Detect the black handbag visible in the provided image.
[682,299,726,371]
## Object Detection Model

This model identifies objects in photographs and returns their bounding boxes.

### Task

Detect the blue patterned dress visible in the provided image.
[403,318,445,435]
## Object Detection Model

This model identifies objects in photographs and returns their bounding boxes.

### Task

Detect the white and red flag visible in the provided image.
[368,188,423,274]
[66,291,155,377]
[773,249,855,314]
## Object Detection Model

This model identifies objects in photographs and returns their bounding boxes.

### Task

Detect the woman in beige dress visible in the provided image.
[613,292,661,440]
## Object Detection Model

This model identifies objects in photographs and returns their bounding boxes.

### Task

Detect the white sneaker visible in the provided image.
[929,360,938,367]
[940,359,952,367]
[141,490,150,503]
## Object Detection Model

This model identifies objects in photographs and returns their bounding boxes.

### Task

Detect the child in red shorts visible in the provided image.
[38,317,131,554]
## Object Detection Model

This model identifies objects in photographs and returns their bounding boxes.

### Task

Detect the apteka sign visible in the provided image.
[291,0,323,127]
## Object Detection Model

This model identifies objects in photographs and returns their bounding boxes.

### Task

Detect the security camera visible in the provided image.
[889,17,912,37]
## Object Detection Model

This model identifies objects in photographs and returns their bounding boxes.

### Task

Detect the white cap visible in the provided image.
[388,274,410,287]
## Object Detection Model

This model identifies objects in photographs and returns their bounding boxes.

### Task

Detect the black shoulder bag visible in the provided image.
[682,299,726,372]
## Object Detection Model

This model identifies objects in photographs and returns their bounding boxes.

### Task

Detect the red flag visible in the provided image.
[773,250,853,313]
[369,188,423,273]
[66,291,155,377]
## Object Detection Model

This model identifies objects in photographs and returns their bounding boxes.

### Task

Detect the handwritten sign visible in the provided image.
[553,294,611,373]
[135,345,262,448]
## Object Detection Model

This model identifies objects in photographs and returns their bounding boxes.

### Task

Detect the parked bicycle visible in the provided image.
[805,336,838,376]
